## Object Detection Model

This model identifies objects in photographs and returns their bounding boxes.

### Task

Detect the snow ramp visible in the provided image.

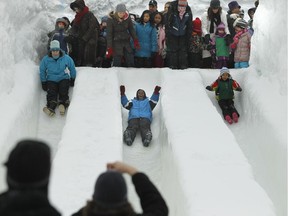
[49,68,276,216]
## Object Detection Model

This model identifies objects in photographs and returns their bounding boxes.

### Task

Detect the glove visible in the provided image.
[225,34,232,46]
[106,47,113,59]
[154,86,161,95]
[134,39,140,50]
[42,82,47,91]
[235,87,242,92]
[120,85,125,96]
[204,34,210,45]
[70,78,75,87]
[206,85,213,91]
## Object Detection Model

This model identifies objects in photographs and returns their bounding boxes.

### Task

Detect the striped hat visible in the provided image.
[220,67,230,76]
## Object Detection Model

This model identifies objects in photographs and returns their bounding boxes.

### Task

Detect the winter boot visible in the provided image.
[232,112,239,123]
[43,107,55,117]
[225,115,233,124]
[58,104,66,116]
[123,130,133,146]
[143,131,152,147]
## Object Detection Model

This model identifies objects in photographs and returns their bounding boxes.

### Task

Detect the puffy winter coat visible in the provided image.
[121,93,159,122]
[0,190,61,216]
[107,11,137,56]
[40,51,76,82]
[135,22,158,57]
[211,78,241,100]
[165,1,193,38]
[233,31,251,63]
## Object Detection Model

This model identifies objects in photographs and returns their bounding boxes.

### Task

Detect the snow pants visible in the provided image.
[166,35,188,69]
[113,48,134,67]
[134,57,152,68]
[46,79,70,110]
[188,52,202,68]
[124,118,152,143]
[218,99,239,119]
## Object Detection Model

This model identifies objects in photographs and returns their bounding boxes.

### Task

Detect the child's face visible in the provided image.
[154,14,162,24]
[143,13,150,23]
[137,90,145,99]
[212,8,219,13]
[234,26,242,32]
[164,3,170,12]
[221,73,229,80]
[218,28,225,34]
[57,22,65,29]
[149,5,157,12]
[231,7,241,14]
[117,12,125,19]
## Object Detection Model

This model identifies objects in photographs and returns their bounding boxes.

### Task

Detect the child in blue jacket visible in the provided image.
[134,10,158,68]
[40,40,76,116]
[120,85,161,147]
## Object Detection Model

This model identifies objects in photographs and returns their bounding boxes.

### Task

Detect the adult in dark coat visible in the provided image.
[165,0,193,69]
[69,0,100,67]
[0,140,61,216]
[71,161,168,216]
[106,4,139,67]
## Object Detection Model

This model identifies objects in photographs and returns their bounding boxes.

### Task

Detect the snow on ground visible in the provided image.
[0,0,286,216]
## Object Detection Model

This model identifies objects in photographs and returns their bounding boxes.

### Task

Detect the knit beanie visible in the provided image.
[178,0,188,7]
[220,67,230,76]
[228,1,241,11]
[210,0,220,8]
[93,171,128,208]
[5,140,51,189]
[115,4,127,13]
[70,0,86,11]
[50,40,60,51]
[149,0,158,6]
[193,18,202,34]
[233,18,248,29]
[217,22,225,30]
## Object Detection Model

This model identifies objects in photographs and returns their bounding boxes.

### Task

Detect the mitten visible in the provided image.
[106,47,113,59]
[206,85,213,91]
[42,82,47,91]
[235,87,242,92]
[204,34,210,45]
[134,39,141,50]
[120,85,125,96]
[70,78,75,87]
[154,86,161,94]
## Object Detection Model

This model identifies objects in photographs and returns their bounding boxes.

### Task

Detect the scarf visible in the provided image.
[74,6,89,25]
[230,28,247,49]
[178,6,186,19]
[209,13,221,33]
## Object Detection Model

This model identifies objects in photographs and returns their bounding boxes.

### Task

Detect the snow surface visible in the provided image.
[0,0,286,216]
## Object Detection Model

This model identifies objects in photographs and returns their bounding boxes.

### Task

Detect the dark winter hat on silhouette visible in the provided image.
[115,3,127,13]
[149,0,158,6]
[193,17,202,34]
[93,171,128,208]
[70,0,86,11]
[210,0,220,8]
[228,1,241,11]
[4,140,51,189]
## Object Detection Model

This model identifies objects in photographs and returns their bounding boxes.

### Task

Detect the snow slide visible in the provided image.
[49,67,275,216]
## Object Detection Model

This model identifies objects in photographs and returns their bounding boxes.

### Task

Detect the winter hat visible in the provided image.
[233,18,248,29]
[220,67,230,76]
[193,18,202,33]
[149,0,158,6]
[101,15,109,23]
[228,1,241,11]
[56,17,68,27]
[210,0,220,8]
[248,7,256,18]
[217,22,225,30]
[5,140,51,189]
[50,40,60,51]
[93,171,128,208]
[178,0,188,7]
[70,0,86,11]
[115,4,127,13]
